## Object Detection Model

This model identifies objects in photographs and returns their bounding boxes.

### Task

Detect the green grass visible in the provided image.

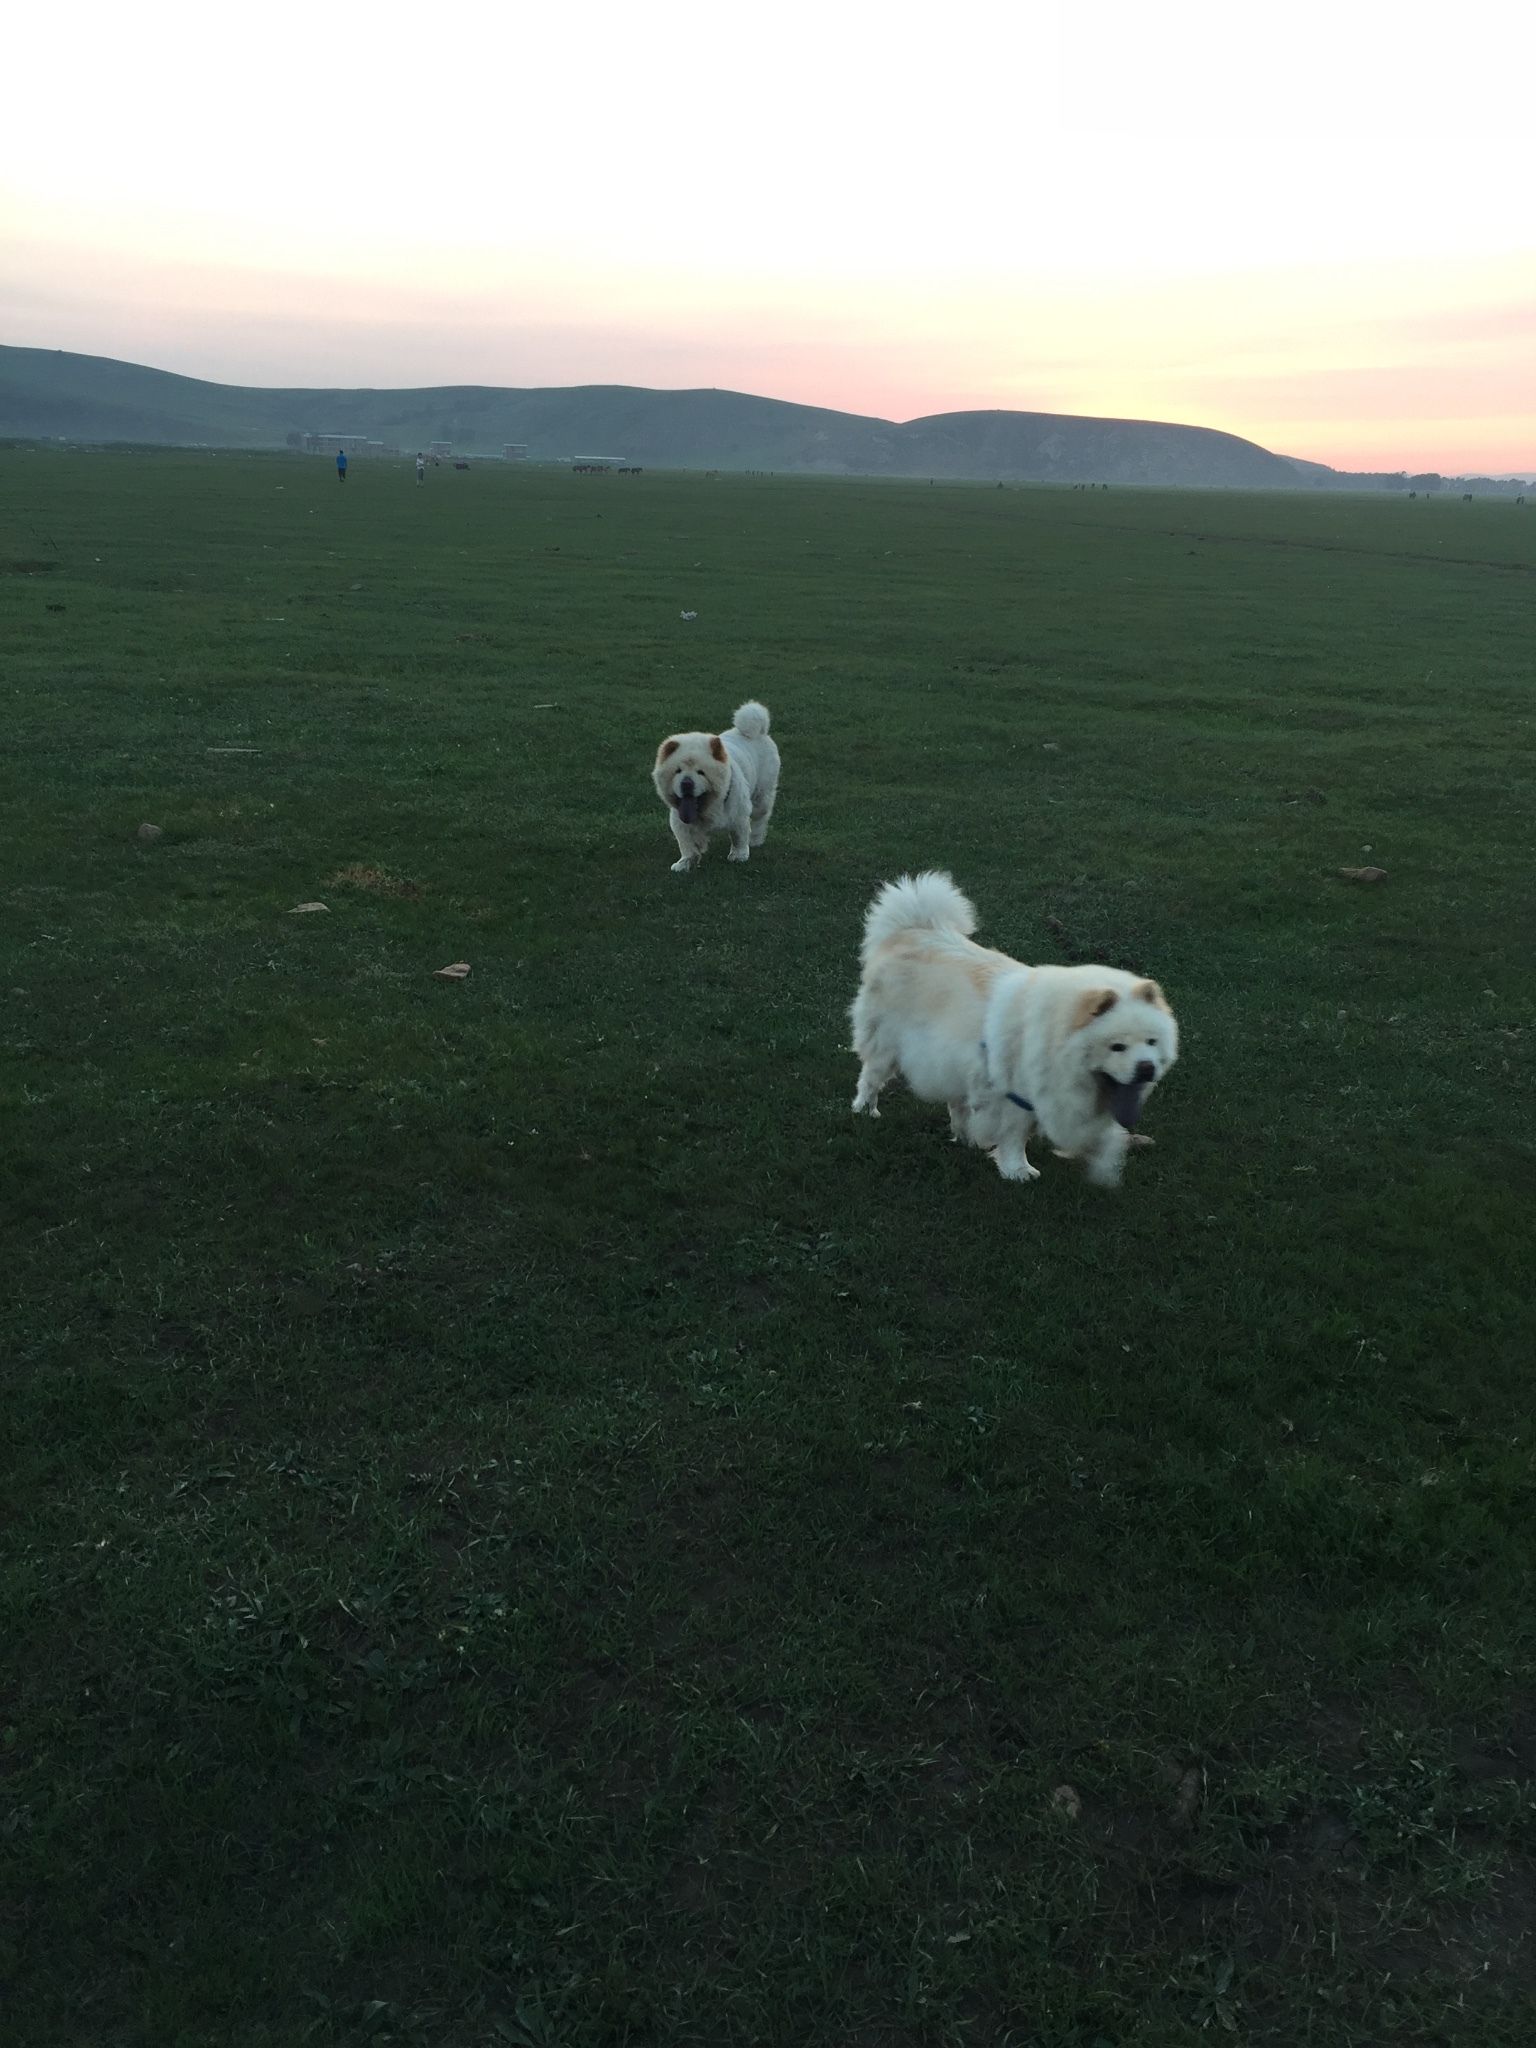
[3,448,1534,2046]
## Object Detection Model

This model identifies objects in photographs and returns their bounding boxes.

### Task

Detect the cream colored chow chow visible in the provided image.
[651,700,780,872]
[849,872,1178,1189]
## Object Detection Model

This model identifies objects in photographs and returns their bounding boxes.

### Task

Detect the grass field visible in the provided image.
[3,447,1534,2046]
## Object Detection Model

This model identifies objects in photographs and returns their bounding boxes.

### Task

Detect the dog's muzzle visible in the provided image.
[674,779,702,825]
[1100,1065,1156,1130]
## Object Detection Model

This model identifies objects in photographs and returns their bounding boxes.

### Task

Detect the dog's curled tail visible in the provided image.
[860,871,978,964]
[732,700,771,740]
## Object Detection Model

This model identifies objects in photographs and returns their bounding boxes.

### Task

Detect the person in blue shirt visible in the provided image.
[336,449,348,483]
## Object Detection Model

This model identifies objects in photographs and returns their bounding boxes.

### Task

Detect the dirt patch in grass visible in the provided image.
[327,862,423,897]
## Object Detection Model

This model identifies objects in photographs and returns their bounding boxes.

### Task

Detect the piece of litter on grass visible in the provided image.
[434,961,471,980]
[1172,1765,1203,1829]
[1042,742,1060,751]
[1051,1785,1083,1820]
[1338,866,1388,883]
[207,746,264,754]
[289,902,328,914]
[680,610,698,620]
[531,703,559,710]
[136,823,163,843]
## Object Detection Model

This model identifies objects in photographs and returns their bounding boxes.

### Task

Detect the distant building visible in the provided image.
[428,440,452,458]
[303,434,384,456]
[503,443,529,462]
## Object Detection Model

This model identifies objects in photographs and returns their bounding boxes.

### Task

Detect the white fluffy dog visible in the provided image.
[651,700,781,873]
[849,873,1179,1189]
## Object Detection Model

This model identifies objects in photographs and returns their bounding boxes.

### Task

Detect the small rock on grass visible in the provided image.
[288,902,329,914]
[1171,1764,1204,1830]
[1338,866,1388,883]
[137,823,163,843]
[434,961,471,981]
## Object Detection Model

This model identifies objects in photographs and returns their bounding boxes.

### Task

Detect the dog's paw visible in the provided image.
[1083,1154,1126,1189]
[670,857,696,873]
[727,846,750,862]
[1127,1132,1155,1149]
[995,1156,1041,1183]
[852,1098,880,1118]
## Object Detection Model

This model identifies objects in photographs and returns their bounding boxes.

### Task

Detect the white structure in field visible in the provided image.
[305,434,384,456]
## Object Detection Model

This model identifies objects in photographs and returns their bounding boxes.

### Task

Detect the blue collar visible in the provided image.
[980,1040,1032,1113]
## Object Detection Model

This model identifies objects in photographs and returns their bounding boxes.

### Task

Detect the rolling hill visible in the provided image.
[2,343,1308,487]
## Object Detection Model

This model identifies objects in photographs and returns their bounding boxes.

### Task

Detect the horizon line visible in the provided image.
[5,340,1533,481]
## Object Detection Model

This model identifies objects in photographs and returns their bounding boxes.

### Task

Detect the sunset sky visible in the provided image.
[4,0,1532,473]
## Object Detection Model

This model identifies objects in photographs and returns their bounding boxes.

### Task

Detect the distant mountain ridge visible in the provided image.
[0,345,1305,487]
[1,345,1523,490]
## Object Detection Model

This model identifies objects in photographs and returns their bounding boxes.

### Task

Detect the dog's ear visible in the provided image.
[1132,978,1171,1012]
[708,734,727,763]
[1070,987,1119,1031]
[657,738,681,763]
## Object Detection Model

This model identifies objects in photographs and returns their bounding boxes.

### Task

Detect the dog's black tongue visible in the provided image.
[1107,1079,1147,1130]
[676,792,700,824]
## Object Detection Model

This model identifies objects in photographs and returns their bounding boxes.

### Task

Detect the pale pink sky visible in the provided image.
[4,0,1533,474]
